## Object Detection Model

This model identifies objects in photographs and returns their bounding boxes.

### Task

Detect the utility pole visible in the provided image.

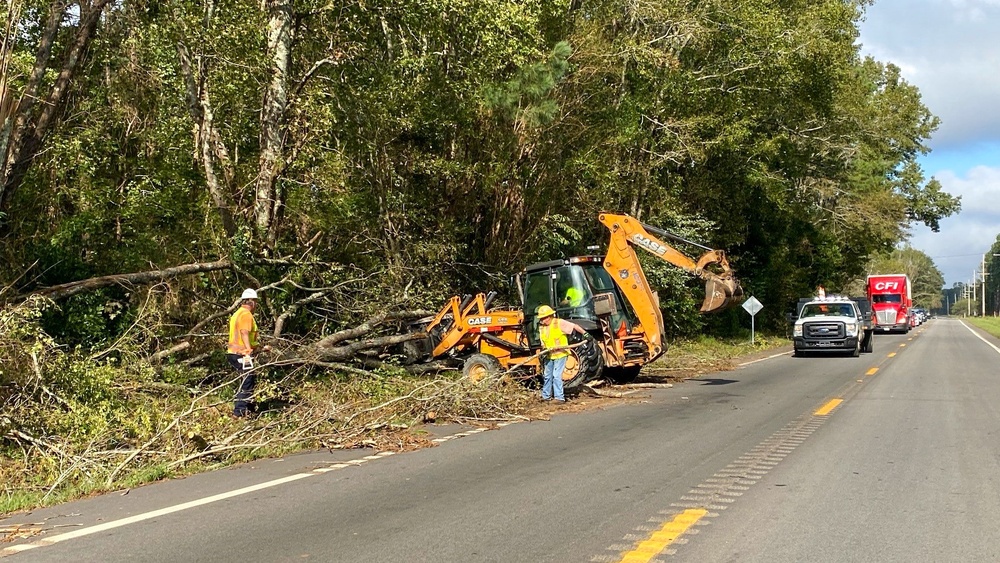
[973,271,977,316]
[968,282,972,317]
[983,253,988,317]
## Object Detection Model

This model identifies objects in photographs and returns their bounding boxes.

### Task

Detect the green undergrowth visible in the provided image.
[656,332,790,371]
[0,298,536,517]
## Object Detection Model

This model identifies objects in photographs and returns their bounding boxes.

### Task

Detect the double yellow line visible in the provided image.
[812,335,914,416]
[617,332,921,562]
[618,509,709,563]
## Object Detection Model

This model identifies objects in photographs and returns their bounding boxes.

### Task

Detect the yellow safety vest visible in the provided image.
[564,286,585,307]
[540,320,569,360]
[227,308,259,354]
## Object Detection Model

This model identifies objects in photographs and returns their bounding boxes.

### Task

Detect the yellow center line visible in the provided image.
[888,352,896,357]
[618,509,708,563]
[899,343,906,347]
[814,399,843,416]
[866,368,878,376]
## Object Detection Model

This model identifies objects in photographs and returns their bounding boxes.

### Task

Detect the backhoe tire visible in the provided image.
[462,354,503,383]
[604,365,642,384]
[559,339,604,389]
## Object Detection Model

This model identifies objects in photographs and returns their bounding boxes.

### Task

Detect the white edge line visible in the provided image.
[1,419,518,557]
[960,321,1000,355]
[1,473,313,555]
[738,351,791,367]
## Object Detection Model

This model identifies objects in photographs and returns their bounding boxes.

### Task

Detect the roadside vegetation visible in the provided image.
[0,297,787,516]
[966,318,1000,339]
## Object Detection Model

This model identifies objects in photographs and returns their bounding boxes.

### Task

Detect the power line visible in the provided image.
[929,253,993,259]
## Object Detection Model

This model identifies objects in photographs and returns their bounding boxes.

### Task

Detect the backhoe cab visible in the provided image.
[409,213,744,388]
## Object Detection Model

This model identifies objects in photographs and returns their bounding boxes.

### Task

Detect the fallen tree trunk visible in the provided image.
[27,260,232,301]
[302,332,424,363]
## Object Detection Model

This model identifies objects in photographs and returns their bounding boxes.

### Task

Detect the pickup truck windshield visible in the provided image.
[801,303,856,318]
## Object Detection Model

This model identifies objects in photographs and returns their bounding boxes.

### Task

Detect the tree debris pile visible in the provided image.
[0,294,533,516]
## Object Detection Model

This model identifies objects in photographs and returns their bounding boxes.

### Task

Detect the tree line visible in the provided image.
[1,0,961,345]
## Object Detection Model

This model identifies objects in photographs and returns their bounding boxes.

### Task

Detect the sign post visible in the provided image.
[742,296,763,345]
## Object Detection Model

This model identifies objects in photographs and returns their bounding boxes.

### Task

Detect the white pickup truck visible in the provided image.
[792,297,874,357]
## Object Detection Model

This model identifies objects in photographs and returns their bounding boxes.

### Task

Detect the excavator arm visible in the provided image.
[599,213,744,325]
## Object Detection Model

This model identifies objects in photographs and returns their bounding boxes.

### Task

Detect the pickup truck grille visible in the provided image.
[804,322,845,339]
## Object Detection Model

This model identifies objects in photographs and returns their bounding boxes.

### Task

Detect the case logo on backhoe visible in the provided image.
[467,316,493,326]
[631,234,667,256]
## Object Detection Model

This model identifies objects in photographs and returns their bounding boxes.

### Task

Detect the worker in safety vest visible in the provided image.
[536,305,587,402]
[227,288,269,417]
[560,285,586,308]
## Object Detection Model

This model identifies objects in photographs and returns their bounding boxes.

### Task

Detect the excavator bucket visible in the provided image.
[701,276,744,313]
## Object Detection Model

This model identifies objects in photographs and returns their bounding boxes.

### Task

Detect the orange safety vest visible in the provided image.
[540,320,569,360]
[227,307,259,354]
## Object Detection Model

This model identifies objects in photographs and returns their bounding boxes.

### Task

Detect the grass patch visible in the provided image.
[668,332,788,361]
[967,317,1000,338]
[642,332,790,382]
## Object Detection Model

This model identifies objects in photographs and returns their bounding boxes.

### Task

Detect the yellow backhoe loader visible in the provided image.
[407,213,743,387]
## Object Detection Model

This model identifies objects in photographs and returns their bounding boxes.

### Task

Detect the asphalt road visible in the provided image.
[3,318,999,562]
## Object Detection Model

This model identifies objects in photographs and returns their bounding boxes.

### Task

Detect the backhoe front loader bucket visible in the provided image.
[701,276,744,313]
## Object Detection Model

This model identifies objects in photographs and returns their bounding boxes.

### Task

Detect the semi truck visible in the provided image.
[866,274,911,333]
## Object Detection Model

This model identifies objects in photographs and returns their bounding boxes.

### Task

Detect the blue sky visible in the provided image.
[858,0,1000,287]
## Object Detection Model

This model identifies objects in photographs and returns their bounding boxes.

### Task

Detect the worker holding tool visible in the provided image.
[227,288,269,417]
[536,305,588,402]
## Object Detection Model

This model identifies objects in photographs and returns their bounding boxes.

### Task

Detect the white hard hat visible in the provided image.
[240,288,259,300]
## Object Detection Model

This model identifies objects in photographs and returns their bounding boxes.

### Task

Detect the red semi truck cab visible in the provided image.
[866,274,911,333]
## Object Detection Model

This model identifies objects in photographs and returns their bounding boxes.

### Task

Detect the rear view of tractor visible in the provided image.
[406,213,744,388]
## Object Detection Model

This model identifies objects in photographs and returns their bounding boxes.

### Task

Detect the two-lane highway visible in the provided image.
[3,319,997,562]
[680,318,1000,562]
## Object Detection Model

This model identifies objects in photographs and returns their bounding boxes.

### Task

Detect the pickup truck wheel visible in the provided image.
[851,340,860,357]
[462,353,502,383]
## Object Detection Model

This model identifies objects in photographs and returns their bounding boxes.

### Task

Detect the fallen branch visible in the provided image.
[28,260,232,301]
[313,333,425,361]
[105,376,237,485]
[273,289,332,339]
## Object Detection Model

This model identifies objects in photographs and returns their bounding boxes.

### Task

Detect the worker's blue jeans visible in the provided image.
[227,354,255,416]
[542,356,568,401]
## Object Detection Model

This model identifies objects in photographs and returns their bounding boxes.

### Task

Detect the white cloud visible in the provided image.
[858,0,1000,150]
[860,1,1000,290]
[908,166,1000,285]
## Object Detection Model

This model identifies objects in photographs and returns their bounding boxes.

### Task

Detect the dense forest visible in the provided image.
[2,0,961,331]
[0,0,962,506]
